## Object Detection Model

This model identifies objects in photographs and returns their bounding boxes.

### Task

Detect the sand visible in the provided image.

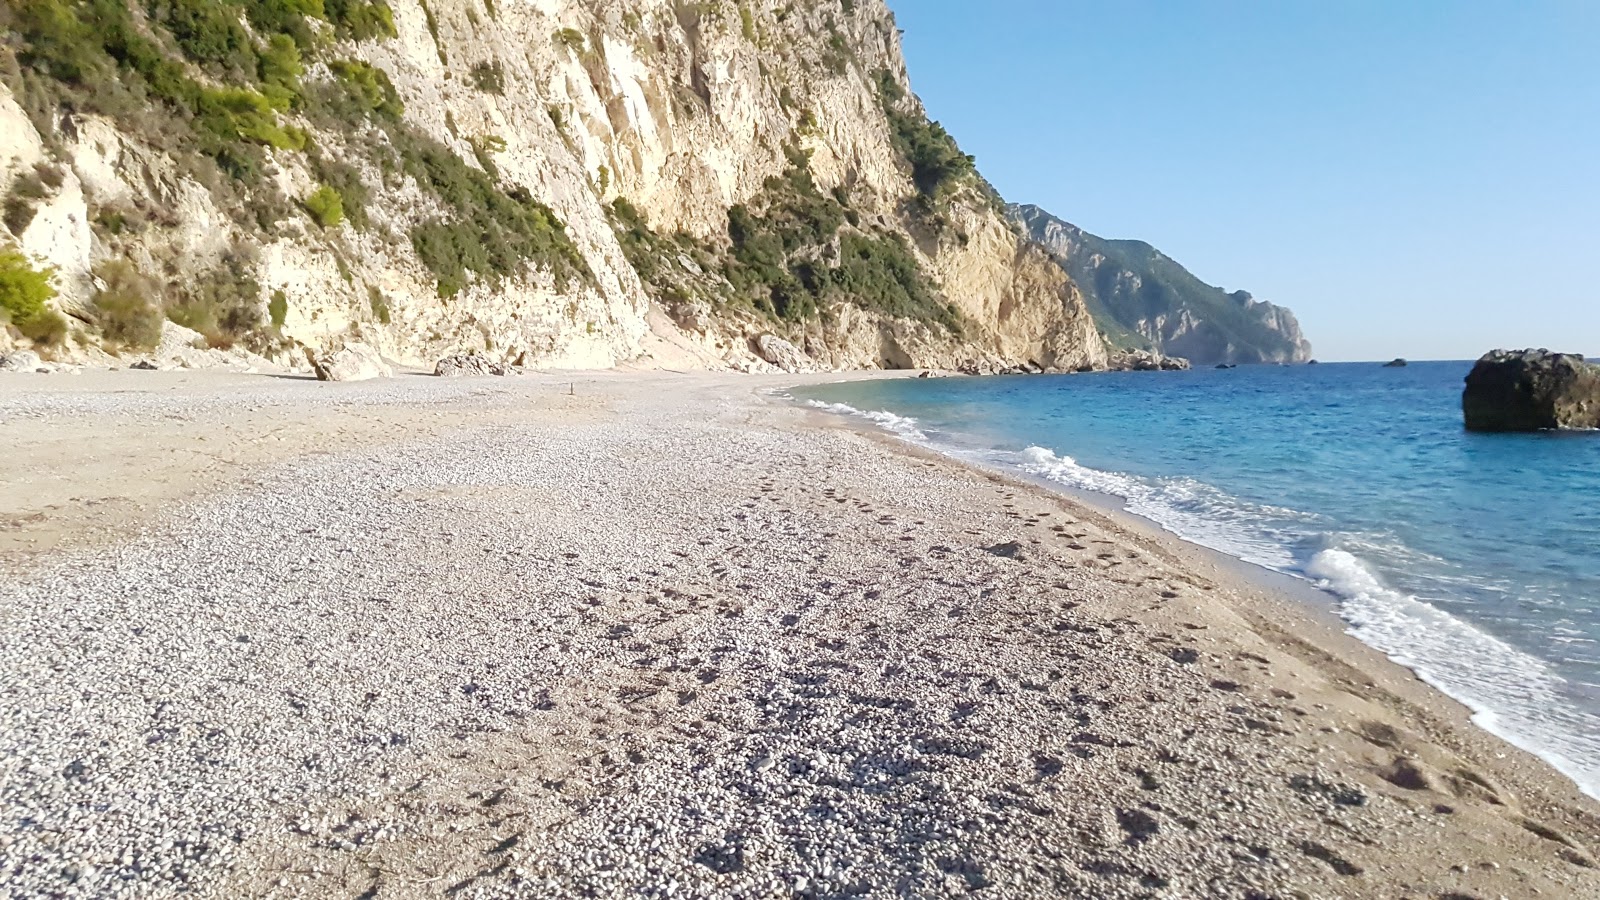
[1,368,1596,899]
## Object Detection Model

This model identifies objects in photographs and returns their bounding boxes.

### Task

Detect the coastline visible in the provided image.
[2,369,1597,898]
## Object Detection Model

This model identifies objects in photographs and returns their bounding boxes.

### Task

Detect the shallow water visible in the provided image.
[796,362,1600,798]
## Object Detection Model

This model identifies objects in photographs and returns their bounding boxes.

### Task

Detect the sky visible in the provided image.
[888,0,1600,361]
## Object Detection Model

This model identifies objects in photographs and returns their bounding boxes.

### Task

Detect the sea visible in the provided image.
[794,361,1600,799]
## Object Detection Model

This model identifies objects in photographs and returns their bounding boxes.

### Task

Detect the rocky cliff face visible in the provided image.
[1012,204,1312,366]
[0,0,1105,373]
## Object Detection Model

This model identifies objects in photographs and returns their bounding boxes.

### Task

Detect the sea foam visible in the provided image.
[802,394,1600,801]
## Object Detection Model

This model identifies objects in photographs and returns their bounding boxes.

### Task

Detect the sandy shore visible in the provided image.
[2,369,1597,899]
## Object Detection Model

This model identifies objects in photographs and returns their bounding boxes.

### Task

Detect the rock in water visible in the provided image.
[1462,349,1600,432]
[306,343,392,382]
[435,353,509,377]
[1383,358,1408,368]
[753,334,810,373]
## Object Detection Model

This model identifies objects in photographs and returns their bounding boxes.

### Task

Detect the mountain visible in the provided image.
[0,0,1104,373]
[1011,204,1312,365]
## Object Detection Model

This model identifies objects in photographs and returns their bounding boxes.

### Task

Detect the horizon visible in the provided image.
[890,0,1600,363]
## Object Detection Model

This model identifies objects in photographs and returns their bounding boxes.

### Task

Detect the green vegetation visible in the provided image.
[469,60,506,95]
[875,70,975,202]
[163,253,263,347]
[367,285,391,323]
[0,245,65,345]
[268,288,289,329]
[304,185,345,228]
[0,0,395,187]
[4,170,49,235]
[326,59,404,121]
[613,148,962,334]
[92,260,164,349]
[553,27,586,53]
[402,132,589,297]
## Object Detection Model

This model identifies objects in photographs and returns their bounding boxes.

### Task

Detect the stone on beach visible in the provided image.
[435,352,510,377]
[306,342,392,382]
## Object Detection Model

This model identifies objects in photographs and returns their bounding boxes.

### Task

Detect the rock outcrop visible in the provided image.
[1108,349,1191,372]
[1011,204,1313,366]
[1462,349,1600,432]
[435,354,509,377]
[753,334,811,374]
[0,350,42,372]
[1,1,1109,374]
[307,343,391,383]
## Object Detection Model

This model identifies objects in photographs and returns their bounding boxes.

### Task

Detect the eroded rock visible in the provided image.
[753,334,810,373]
[307,343,392,383]
[1463,349,1600,432]
[0,350,43,372]
[435,353,509,377]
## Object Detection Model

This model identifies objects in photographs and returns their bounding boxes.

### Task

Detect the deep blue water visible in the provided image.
[797,362,1600,798]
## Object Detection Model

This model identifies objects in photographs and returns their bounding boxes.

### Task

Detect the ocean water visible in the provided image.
[795,362,1600,799]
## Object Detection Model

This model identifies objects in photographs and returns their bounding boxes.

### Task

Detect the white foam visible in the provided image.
[1308,549,1600,800]
[805,400,929,442]
[801,396,1600,800]
[1007,445,1301,571]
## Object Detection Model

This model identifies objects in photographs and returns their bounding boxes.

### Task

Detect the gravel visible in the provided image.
[2,377,1595,899]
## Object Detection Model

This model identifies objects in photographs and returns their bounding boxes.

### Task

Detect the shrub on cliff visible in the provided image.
[91,260,163,350]
[304,185,345,228]
[0,245,66,345]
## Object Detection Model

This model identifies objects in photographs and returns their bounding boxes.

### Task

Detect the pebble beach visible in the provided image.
[2,370,1598,899]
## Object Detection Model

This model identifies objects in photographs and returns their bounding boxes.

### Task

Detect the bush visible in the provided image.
[470,60,505,95]
[268,289,289,328]
[327,59,404,121]
[147,0,257,75]
[0,245,66,345]
[367,284,391,323]
[324,0,397,41]
[553,28,585,52]
[876,70,975,200]
[304,185,345,228]
[92,260,163,349]
[163,255,262,346]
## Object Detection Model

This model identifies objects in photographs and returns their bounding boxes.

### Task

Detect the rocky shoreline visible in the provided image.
[1,371,1597,898]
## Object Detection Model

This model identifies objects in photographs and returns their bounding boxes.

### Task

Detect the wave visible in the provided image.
[805,400,928,441]
[1309,550,1600,799]
[805,397,1600,800]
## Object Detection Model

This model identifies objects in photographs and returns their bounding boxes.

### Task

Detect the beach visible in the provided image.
[2,370,1597,899]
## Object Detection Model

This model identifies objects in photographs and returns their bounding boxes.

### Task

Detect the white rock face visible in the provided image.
[1,0,1108,372]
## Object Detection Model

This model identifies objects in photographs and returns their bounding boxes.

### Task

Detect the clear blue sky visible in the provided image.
[889,0,1599,361]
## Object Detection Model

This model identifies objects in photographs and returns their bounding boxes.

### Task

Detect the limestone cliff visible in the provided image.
[0,0,1105,373]
[1012,204,1312,366]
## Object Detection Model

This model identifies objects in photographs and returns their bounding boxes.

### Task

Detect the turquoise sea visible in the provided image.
[796,362,1600,799]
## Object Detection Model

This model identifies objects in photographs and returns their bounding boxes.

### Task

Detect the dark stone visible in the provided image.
[1462,348,1600,432]
[130,360,159,370]
[1383,358,1408,367]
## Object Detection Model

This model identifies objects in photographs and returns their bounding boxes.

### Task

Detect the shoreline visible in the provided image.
[785,377,1600,805]
[2,369,1597,897]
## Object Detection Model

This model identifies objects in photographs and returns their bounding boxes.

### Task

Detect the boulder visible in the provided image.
[435,353,509,377]
[306,343,392,382]
[753,333,809,373]
[1383,358,1408,368]
[0,350,43,372]
[1462,349,1600,432]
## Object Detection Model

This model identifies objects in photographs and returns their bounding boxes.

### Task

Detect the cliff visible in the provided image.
[1012,204,1312,366]
[0,0,1105,373]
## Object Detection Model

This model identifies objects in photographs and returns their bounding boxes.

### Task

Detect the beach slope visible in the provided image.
[1,371,1596,898]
